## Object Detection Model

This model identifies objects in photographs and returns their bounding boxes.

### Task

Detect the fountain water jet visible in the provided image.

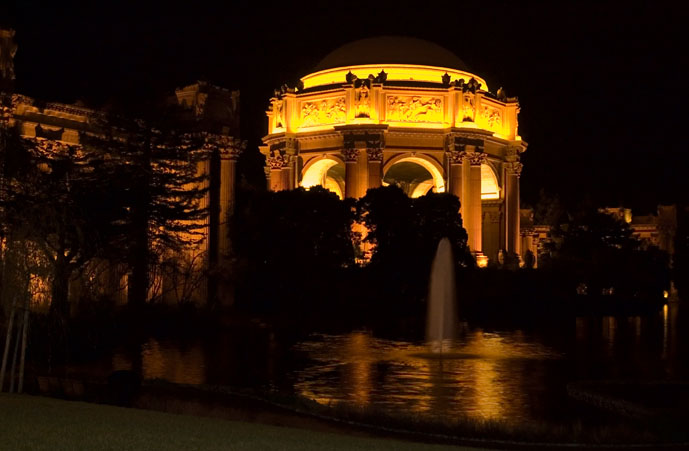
[426,237,457,353]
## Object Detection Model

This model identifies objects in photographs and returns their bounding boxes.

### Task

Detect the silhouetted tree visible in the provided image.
[358,186,471,268]
[357,186,472,305]
[0,134,129,319]
[544,208,669,298]
[533,189,567,227]
[82,114,209,306]
[233,186,356,311]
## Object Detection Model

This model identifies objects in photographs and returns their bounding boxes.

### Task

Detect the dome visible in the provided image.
[313,36,469,72]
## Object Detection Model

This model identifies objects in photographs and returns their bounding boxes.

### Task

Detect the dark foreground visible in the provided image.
[0,393,493,451]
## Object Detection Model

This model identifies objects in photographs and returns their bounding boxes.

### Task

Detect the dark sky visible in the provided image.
[3,1,687,212]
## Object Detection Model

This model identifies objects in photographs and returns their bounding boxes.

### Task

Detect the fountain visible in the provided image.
[426,237,457,353]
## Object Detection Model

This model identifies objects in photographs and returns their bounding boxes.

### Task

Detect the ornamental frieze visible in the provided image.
[386,95,443,123]
[300,96,346,127]
[481,106,502,131]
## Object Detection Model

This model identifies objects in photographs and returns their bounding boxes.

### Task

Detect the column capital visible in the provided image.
[266,150,286,170]
[195,132,246,160]
[449,149,466,164]
[219,141,244,161]
[342,146,360,162]
[505,144,525,162]
[366,147,383,162]
[506,160,523,177]
[465,151,487,166]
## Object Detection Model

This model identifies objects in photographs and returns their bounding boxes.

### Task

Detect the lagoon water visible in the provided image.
[67,301,689,425]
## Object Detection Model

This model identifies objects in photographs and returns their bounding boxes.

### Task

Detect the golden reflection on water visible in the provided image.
[140,339,205,385]
[294,329,553,422]
[663,304,669,359]
[343,332,372,405]
[468,358,504,420]
[602,316,617,355]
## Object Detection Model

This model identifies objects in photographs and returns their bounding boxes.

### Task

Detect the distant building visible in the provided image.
[1,28,243,308]
[520,205,679,268]
[601,205,677,255]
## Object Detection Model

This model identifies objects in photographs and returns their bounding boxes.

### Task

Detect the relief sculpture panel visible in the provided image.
[386,95,443,123]
[300,96,346,127]
[481,105,502,131]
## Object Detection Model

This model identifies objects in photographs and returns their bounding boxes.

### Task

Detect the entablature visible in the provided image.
[265,74,520,140]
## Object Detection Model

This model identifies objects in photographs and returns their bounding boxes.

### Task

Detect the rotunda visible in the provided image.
[260,36,526,263]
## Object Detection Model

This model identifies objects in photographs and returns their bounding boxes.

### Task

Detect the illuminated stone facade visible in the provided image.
[2,77,242,306]
[261,37,526,263]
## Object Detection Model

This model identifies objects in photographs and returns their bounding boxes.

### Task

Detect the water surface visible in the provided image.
[69,301,689,425]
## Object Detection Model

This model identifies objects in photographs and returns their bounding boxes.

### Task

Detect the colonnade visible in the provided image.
[265,134,523,261]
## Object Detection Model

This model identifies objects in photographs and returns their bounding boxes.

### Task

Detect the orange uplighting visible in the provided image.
[476,254,489,268]
[301,64,489,91]
[266,64,519,139]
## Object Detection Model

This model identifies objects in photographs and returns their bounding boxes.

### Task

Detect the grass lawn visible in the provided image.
[0,394,493,451]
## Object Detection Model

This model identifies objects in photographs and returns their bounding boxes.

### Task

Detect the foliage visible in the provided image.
[0,96,210,324]
[356,186,473,307]
[231,185,474,314]
[232,186,357,312]
[358,186,472,269]
[0,130,129,318]
[81,114,209,306]
[542,208,669,298]
[532,188,567,227]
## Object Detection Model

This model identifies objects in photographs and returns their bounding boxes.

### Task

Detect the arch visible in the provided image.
[481,163,500,200]
[301,155,345,199]
[383,153,446,195]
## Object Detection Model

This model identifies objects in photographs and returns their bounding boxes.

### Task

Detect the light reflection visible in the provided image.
[343,332,372,405]
[662,304,669,359]
[602,316,616,355]
[293,329,556,423]
[140,338,205,385]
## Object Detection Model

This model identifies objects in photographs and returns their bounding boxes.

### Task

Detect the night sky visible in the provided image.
[3,2,687,213]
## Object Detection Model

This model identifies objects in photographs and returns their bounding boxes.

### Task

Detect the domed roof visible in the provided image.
[313,36,469,72]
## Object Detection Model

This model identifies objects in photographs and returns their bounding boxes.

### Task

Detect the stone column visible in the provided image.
[219,143,242,259]
[464,151,486,254]
[367,147,383,189]
[448,149,464,210]
[264,166,271,191]
[343,146,360,199]
[216,140,243,307]
[280,155,292,190]
[505,161,522,256]
[356,149,369,198]
[267,151,285,191]
[195,154,212,303]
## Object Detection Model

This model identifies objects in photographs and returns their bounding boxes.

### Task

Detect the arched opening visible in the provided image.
[481,164,500,200]
[301,157,345,199]
[383,155,445,198]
